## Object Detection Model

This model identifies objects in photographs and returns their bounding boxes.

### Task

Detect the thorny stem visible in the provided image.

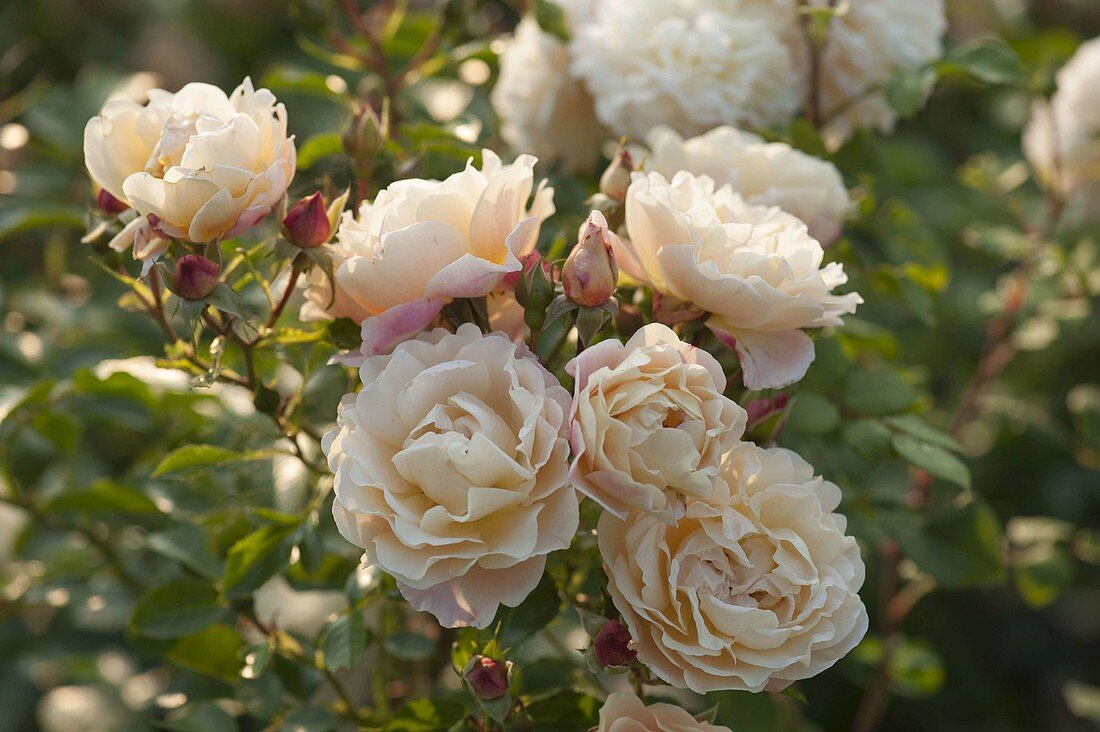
[850,195,1066,732]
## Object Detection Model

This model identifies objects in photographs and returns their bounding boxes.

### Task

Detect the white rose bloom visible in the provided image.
[599,442,868,693]
[491,17,608,173]
[566,323,746,522]
[596,692,731,732]
[1023,37,1100,214]
[83,77,295,256]
[570,0,802,140]
[325,324,577,628]
[618,171,861,390]
[643,126,851,245]
[813,0,947,147]
[304,151,554,356]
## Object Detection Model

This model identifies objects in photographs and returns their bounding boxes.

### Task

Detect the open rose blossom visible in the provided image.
[302,151,554,356]
[618,171,861,390]
[642,126,851,246]
[566,323,746,521]
[324,324,577,628]
[596,692,730,732]
[83,77,295,255]
[491,16,609,173]
[599,442,868,693]
[1023,36,1100,217]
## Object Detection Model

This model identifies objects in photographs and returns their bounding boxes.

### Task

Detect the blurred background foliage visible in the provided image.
[1,0,1099,731]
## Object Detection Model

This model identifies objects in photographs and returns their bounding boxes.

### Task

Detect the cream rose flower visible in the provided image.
[569,0,801,140]
[1023,37,1100,216]
[595,692,730,732]
[491,16,608,173]
[566,323,746,522]
[305,151,554,356]
[812,0,947,147]
[325,324,577,628]
[83,77,295,255]
[617,171,861,390]
[642,126,851,245]
[599,442,868,693]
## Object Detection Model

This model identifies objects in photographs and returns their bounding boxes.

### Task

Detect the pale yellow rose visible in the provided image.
[617,171,861,390]
[325,324,577,628]
[1023,37,1100,217]
[491,16,608,173]
[643,126,851,245]
[599,442,868,693]
[83,77,295,251]
[566,323,746,522]
[303,151,554,356]
[594,692,730,732]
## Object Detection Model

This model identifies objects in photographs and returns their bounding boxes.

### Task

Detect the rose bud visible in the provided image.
[562,211,618,308]
[173,255,220,300]
[95,188,129,215]
[599,145,634,202]
[463,656,510,700]
[593,619,637,667]
[342,105,387,177]
[283,192,332,249]
[744,393,790,428]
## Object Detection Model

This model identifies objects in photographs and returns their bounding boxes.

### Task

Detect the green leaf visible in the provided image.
[44,480,160,515]
[892,434,970,489]
[383,630,436,662]
[843,370,919,416]
[297,132,344,170]
[884,415,961,452]
[842,419,894,461]
[147,523,223,579]
[157,701,238,732]
[131,579,231,639]
[887,498,1006,589]
[321,612,367,670]
[384,699,468,731]
[533,0,570,41]
[885,67,937,119]
[222,524,298,599]
[167,624,244,683]
[153,444,276,477]
[281,706,339,732]
[787,393,841,435]
[499,570,561,648]
[945,38,1023,85]
[1013,547,1076,609]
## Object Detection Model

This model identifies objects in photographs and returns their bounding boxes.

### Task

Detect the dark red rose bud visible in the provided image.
[744,393,790,427]
[463,656,510,700]
[593,619,637,667]
[174,255,220,300]
[96,188,129,215]
[283,192,332,249]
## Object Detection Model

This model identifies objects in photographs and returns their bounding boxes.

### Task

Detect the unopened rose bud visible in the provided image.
[744,393,790,427]
[562,211,618,308]
[283,192,332,248]
[593,619,637,667]
[599,145,634,202]
[173,255,220,300]
[96,188,128,215]
[343,106,387,177]
[463,656,509,700]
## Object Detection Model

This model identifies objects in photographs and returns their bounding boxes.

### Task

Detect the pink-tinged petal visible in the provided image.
[564,337,625,392]
[107,215,148,253]
[359,297,447,358]
[396,556,546,628]
[423,252,518,300]
[224,203,272,239]
[710,323,815,391]
[610,233,648,284]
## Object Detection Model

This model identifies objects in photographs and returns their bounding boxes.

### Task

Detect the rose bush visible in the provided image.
[4,1,1093,730]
